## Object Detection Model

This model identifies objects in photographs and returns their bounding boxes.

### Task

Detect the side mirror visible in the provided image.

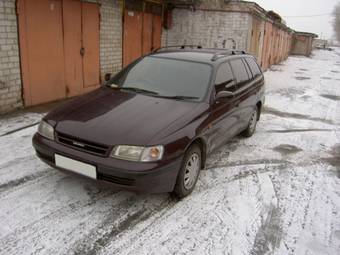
[104,73,112,82]
[216,91,234,102]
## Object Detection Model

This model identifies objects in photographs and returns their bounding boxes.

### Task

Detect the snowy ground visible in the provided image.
[1,49,340,255]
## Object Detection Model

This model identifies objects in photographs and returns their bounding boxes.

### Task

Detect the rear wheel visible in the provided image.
[242,107,259,137]
[173,144,201,198]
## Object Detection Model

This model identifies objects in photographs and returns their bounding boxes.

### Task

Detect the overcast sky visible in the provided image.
[253,0,339,40]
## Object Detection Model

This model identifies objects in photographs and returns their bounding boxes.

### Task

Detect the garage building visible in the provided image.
[0,0,315,114]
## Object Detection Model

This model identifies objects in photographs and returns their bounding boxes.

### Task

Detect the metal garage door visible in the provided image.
[17,0,100,106]
[123,0,162,67]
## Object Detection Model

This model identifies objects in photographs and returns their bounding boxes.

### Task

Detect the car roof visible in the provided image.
[149,48,253,65]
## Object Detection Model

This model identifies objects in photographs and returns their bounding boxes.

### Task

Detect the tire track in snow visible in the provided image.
[0,155,36,169]
[0,188,121,254]
[0,122,39,137]
[206,159,288,171]
[263,107,336,125]
[97,168,276,255]
[0,168,50,194]
[71,196,178,255]
[266,128,333,133]
[265,165,336,254]
[250,173,282,255]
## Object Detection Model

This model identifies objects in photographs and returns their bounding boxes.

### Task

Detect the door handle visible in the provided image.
[80,47,85,56]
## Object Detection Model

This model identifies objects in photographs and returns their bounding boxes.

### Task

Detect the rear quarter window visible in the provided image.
[245,58,262,77]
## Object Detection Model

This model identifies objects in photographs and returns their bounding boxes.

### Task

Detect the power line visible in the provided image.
[282,13,332,18]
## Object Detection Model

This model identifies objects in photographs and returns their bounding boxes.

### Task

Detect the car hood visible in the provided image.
[46,87,199,146]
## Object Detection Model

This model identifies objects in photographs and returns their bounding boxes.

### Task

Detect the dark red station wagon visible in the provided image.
[33,47,265,198]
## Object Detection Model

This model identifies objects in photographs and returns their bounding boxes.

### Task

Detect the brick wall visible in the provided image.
[162,9,252,51]
[0,0,22,114]
[99,0,123,79]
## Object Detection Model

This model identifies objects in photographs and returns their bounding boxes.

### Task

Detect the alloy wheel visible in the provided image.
[183,152,200,190]
[249,109,258,133]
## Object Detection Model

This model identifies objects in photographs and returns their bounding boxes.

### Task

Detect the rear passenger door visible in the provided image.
[242,57,264,125]
[208,62,239,151]
[229,58,254,130]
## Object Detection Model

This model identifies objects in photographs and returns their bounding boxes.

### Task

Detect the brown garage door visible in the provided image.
[250,17,262,62]
[18,0,100,106]
[123,0,162,67]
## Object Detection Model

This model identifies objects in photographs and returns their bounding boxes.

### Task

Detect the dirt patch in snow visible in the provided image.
[275,88,305,98]
[273,144,303,156]
[331,70,339,73]
[320,94,340,101]
[295,76,311,81]
[321,77,332,80]
[321,144,340,178]
[270,67,283,72]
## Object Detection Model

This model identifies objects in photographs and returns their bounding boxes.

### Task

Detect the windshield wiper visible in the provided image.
[120,87,159,95]
[156,95,199,101]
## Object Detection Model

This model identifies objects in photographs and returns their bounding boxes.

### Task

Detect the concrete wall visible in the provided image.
[162,9,252,51]
[0,0,22,114]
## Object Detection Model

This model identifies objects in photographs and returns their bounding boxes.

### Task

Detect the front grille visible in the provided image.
[98,173,136,186]
[56,132,110,157]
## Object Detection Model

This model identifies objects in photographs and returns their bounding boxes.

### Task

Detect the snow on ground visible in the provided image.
[0,49,340,255]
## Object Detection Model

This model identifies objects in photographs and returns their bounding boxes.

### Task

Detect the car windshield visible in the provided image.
[107,56,212,101]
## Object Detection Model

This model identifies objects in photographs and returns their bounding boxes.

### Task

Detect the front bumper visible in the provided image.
[32,133,182,193]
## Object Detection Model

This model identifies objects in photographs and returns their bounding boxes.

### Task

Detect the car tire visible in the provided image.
[242,107,259,138]
[172,144,202,198]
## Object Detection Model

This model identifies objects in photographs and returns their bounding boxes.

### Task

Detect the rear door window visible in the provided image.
[230,58,250,84]
[215,62,235,94]
[245,57,262,78]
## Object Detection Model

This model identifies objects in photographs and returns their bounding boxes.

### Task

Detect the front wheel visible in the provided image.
[242,107,259,137]
[172,145,202,198]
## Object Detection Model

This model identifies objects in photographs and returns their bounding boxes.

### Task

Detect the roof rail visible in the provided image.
[211,50,247,61]
[152,45,203,53]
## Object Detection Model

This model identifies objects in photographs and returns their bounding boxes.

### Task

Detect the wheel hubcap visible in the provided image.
[184,153,200,190]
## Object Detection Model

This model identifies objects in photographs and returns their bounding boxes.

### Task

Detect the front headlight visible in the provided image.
[110,145,164,162]
[37,120,54,140]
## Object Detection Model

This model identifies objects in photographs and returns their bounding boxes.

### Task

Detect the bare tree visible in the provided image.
[333,2,340,42]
